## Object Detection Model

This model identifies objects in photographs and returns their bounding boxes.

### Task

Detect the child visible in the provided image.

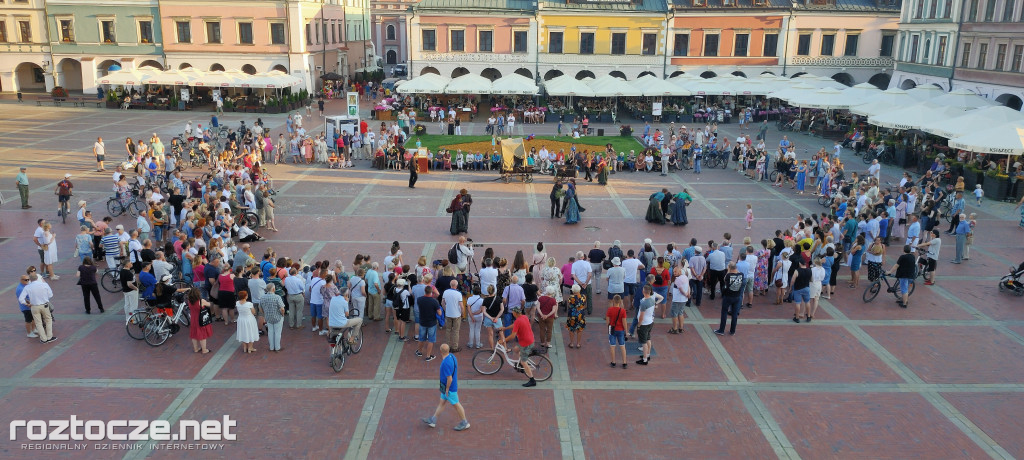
[745,204,754,230]
[973,184,984,206]
[965,213,977,260]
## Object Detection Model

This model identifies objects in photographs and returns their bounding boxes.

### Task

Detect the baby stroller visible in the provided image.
[998,262,1024,296]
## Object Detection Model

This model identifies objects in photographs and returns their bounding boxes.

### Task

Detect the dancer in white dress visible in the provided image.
[42,223,59,280]
[235,291,260,353]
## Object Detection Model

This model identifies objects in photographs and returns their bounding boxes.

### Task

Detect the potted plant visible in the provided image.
[415,124,426,136]
[169,96,179,111]
[963,162,982,190]
[544,106,561,123]
[106,91,119,109]
[983,169,1009,202]
[51,86,68,101]
[619,124,632,137]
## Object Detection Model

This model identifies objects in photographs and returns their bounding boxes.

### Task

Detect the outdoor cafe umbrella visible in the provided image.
[929,88,998,109]
[587,75,641,97]
[396,74,449,94]
[144,68,200,86]
[632,75,691,97]
[904,85,945,101]
[767,83,817,102]
[544,75,595,97]
[98,68,158,86]
[948,122,1024,156]
[848,88,913,117]
[490,74,538,95]
[193,70,239,88]
[444,74,493,95]
[868,102,974,131]
[923,106,1024,140]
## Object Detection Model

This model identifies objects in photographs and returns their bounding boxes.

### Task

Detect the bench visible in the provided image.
[36,96,55,106]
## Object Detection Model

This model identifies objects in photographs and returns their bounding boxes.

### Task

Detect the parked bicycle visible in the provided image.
[141,293,191,347]
[100,255,126,293]
[471,342,553,381]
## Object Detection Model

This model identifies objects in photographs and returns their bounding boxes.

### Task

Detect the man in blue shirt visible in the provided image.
[138,262,157,300]
[906,214,922,249]
[17,275,37,338]
[328,289,362,340]
[946,191,966,235]
[952,214,970,264]
[421,343,470,431]
[364,263,382,321]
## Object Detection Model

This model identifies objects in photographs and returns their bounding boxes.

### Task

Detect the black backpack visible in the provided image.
[447,243,459,264]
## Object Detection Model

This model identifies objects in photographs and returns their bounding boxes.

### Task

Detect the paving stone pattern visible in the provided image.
[0,102,1022,459]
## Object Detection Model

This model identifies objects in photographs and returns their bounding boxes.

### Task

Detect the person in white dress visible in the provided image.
[42,223,59,280]
[235,291,260,353]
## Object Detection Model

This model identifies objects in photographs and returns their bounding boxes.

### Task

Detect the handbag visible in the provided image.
[199,306,213,326]
[602,259,612,270]
[774,279,783,288]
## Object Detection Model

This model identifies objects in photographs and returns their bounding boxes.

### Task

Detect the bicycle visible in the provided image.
[471,341,553,381]
[234,207,260,229]
[100,256,126,293]
[863,272,915,303]
[328,313,364,372]
[105,192,146,218]
[142,293,191,347]
[57,194,71,224]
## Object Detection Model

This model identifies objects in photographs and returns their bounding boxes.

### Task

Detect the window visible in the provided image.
[478,30,493,52]
[139,20,153,44]
[944,0,952,17]
[270,23,285,44]
[996,43,1007,69]
[909,35,920,62]
[961,43,971,66]
[18,20,30,42]
[977,42,988,68]
[421,29,435,51]
[820,34,835,56]
[238,22,253,44]
[936,36,947,65]
[1013,45,1023,71]
[797,33,811,55]
[703,33,719,56]
[929,0,938,17]
[915,0,924,18]
[642,33,657,55]
[331,22,336,43]
[97,19,114,43]
[985,0,996,20]
[579,32,594,54]
[305,23,312,45]
[611,32,626,55]
[844,34,859,56]
[0,22,6,43]
[206,21,221,44]
[59,19,73,42]
[733,33,748,56]
[386,24,395,41]
[175,21,191,43]
[548,31,563,54]
[1003,0,1015,21]
[763,33,778,56]
[673,33,689,56]
[880,34,895,57]
[969,0,978,21]
[450,29,464,52]
[924,38,931,61]
[513,30,527,53]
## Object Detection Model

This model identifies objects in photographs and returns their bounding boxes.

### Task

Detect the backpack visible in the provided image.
[447,243,459,265]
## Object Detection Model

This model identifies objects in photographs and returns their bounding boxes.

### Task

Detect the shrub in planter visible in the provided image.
[415,124,427,136]
[619,125,632,137]
[983,170,1009,201]
[51,86,68,100]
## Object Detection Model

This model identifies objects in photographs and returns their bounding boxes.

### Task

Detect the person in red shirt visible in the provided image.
[536,287,558,348]
[650,257,671,318]
[500,307,537,387]
[605,295,628,368]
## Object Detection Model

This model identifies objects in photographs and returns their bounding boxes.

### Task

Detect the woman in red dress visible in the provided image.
[187,287,213,354]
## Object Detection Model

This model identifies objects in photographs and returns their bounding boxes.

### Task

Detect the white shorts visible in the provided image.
[809,282,822,300]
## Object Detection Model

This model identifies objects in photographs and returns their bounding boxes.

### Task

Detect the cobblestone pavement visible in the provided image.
[0,100,1022,459]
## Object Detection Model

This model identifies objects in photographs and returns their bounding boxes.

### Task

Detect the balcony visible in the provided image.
[538,54,663,66]
[789,56,895,67]
[419,52,530,64]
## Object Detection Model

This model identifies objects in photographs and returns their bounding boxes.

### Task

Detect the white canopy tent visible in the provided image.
[544,75,595,97]
[904,85,945,101]
[921,105,1024,139]
[587,75,641,97]
[767,83,817,102]
[242,71,302,89]
[99,68,160,86]
[929,88,998,109]
[868,102,974,130]
[193,70,240,88]
[395,73,450,94]
[143,68,199,86]
[786,87,849,109]
[723,78,779,96]
[842,83,884,102]
[948,122,1024,156]
[632,75,691,96]
[490,74,538,95]
[681,79,733,96]
[444,74,493,94]
[848,88,914,117]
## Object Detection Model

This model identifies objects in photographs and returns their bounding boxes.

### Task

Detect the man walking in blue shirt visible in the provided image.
[422,343,470,431]
[952,213,970,264]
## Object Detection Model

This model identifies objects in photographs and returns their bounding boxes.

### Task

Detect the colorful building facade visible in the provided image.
[0,0,53,92]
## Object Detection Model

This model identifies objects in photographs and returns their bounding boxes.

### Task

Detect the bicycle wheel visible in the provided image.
[106,198,124,217]
[862,281,881,302]
[526,354,554,382]
[472,349,505,375]
[719,157,729,169]
[101,271,122,293]
[126,311,151,340]
[128,200,146,218]
[178,304,190,327]
[60,202,67,224]
[331,348,346,372]
[769,170,780,183]
[144,319,171,347]
[350,327,363,354]
[862,153,873,164]
[906,279,916,297]
[818,194,830,207]
[242,212,260,228]
[944,211,953,223]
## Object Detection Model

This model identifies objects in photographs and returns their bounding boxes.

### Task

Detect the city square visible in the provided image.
[0,94,1022,459]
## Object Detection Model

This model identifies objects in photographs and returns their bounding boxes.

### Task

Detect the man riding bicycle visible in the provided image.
[55,174,74,216]
[328,287,363,345]
[499,306,538,387]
